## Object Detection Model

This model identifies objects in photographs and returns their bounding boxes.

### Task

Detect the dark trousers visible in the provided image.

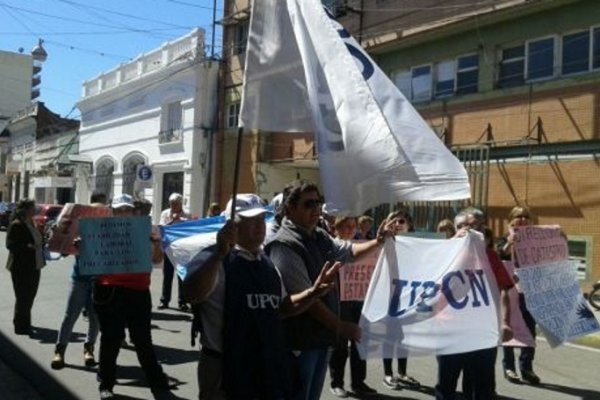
[329,302,365,388]
[11,267,41,333]
[435,347,497,400]
[383,357,407,376]
[94,284,166,390]
[503,293,536,371]
[160,257,183,306]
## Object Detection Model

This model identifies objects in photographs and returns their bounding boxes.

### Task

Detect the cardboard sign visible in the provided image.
[47,203,111,255]
[513,225,568,268]
[78,216,152,275]
[517,260,600,347]
[339,245,380,301]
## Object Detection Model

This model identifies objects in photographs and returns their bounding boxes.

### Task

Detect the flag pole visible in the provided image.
[230,126,244,222]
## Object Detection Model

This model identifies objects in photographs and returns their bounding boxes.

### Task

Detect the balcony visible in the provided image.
[158,128,183,145]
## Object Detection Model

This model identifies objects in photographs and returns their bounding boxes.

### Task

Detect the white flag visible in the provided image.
[240,0,470,215]
[357,232,501,358]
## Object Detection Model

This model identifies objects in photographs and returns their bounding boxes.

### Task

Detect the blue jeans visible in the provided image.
[57,279,99,347]
[295,349,330,400]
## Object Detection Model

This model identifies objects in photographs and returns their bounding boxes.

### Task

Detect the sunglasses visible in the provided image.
[301,199,323,209]
[516,215,530,219]
[397,218,406,224]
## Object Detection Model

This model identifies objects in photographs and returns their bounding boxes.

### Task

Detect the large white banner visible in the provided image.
[240,0,470,216]
[357,232,501,358]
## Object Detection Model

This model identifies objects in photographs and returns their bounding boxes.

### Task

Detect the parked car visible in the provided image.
[33,204,64,236]
[0,202,15,230]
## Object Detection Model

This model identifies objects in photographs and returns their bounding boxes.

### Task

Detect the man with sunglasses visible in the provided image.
[266,182,396,400]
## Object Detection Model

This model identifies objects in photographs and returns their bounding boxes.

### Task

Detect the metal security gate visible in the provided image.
[367,144,490,231]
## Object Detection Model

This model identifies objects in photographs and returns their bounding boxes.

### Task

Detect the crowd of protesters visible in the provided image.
[5,182,548,400]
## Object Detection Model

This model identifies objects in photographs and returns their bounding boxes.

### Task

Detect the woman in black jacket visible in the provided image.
[6,199,44,335]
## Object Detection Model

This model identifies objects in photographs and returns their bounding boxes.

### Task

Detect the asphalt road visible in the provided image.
[0,231,599,400]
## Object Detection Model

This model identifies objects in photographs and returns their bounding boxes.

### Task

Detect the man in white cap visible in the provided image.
[183,194,341,400]
[158,192,191,311]
[94,194,176,399]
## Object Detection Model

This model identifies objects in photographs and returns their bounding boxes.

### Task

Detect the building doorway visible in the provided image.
[161,172,184,211]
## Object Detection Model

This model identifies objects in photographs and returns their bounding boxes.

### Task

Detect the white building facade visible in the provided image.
[75,29,219,221]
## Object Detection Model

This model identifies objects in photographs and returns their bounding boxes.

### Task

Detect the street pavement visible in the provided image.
[0,230,599,400]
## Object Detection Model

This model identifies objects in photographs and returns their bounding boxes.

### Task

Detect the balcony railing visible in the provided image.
[158,128,183,145]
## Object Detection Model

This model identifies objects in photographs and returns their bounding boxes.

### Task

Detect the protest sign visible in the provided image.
[513,225,600,347]
[47,203,111,255]
[358,232,501,359]
[78,216,152,275]
[339,244,379,302]
[517,260,600,347]
[513,225,568,268]
[501,261,535,347]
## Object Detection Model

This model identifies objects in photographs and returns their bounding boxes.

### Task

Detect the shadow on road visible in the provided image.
[538,382,600,400]
[29,325,60,344]
[0,329,78,400]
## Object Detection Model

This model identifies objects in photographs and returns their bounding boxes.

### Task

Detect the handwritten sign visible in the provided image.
[339,245,380,301]
[513,225,568,268]
[517,260,600,347]
[78,216,152,275]
[47,203,111,255]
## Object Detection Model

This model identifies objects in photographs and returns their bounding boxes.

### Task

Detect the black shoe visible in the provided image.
[352,382,377,396]
[157,302,168,310]
[178,303,189,312]
[382,375,400,390]
[151,375,179,392]
[329,386,348,398]
[99,389,114,399]
[521,370,541,385]
[504,369,520,384]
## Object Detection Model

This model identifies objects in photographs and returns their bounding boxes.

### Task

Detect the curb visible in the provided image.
[0,331,79,400]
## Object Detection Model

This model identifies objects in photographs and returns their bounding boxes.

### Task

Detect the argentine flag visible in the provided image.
[160,211,274,280]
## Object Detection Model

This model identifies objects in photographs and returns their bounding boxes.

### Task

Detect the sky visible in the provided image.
[0,0,222,119]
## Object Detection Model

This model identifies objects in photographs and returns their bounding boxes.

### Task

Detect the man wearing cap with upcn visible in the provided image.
[183,193,342,400]
[158,192,191,311]
[94,194,177,400]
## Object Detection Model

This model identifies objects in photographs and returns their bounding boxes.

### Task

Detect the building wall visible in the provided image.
[76,29,218,221]
[0,50,32,119]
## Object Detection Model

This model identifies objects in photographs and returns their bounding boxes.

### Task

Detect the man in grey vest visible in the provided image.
[266,182,396,400]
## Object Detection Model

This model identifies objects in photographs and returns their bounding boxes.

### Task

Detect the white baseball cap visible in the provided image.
[223,193,271,220]
[111,193,135,209]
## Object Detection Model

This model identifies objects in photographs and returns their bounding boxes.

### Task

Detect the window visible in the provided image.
[234,21,249,55]
[435,60,456,98]
[159,101,183,144]
[227,102,241,129]
[322,0,347,17]
[593,27,600,69]
[393,70,411,99]
[498,45,525,88]
[411,65,432,102]
[527,37,555,80]
[562,30,590,75]
[456,54,479,94]
[568,236,593,281]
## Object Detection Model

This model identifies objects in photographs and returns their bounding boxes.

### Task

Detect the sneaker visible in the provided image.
[504,369,520,384]
[329,386,348,398]
[382,375,400,390]
[99,389,114,399]
[396,374,420,389]
[157,302,168,310]
[351,382,377,396]
[178,303,190,312]
[521,369,541,385]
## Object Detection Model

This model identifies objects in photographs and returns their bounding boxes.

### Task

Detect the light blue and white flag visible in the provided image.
[240,0,470,216]
[160,215,225,280]
[161,210,275,280]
